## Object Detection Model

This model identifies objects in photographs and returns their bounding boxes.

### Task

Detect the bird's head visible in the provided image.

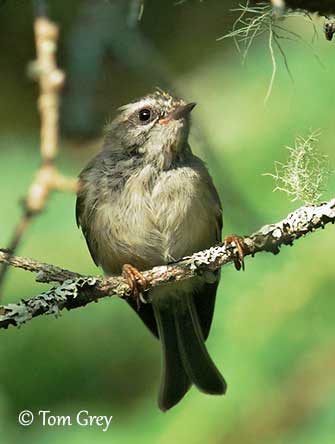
[104,89,196,169]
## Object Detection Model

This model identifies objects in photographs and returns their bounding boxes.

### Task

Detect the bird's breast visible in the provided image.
[95,164,220,274]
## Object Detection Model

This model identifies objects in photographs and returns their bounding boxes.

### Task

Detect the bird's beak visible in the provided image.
[159,102,196,124]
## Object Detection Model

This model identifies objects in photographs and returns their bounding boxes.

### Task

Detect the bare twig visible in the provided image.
[0,16,78,294]
[0,198,334,330]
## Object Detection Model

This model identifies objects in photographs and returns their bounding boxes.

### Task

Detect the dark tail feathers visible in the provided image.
[152,294,226,411]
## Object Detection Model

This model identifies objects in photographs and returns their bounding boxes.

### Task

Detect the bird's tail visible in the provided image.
[152,293,226,411]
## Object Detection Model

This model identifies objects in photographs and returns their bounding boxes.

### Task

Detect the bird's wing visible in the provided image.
[75,168,101,267]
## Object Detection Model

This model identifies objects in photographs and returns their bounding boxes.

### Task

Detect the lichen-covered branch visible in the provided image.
[252,0,335,15]
[279,0,335,15]
[247,1,335,43]
[0,198,334,330]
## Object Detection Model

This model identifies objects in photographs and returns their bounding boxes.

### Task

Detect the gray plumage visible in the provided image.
[76,90,226,411]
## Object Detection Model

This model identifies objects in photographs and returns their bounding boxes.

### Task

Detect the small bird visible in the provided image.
[324,16,335,41]
[76,90,235,411]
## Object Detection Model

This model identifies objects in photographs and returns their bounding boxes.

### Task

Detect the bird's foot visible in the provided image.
[223,234,246,271]
[122,264,148,309]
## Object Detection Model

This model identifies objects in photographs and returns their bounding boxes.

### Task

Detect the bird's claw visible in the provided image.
[122,264,148,309]
[223,234,246,271]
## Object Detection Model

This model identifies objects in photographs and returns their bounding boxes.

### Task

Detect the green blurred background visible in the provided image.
[0,1,334,443]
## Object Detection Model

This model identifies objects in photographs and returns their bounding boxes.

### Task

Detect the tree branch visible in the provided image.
[252,0,335,15]
[0,198,334,330]
[0,15,78,295]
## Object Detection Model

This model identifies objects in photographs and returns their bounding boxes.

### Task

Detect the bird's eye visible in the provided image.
[138,108,152,123]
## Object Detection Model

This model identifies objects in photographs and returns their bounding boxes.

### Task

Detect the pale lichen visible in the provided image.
[219,1,320,101]
[265,131,331,205]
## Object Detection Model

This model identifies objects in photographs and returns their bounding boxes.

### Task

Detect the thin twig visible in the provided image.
[264,23,276,103]
[0,15,78,296]
[0,198,334,329]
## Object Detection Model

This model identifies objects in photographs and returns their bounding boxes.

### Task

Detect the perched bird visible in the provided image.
[324,16,335,41]
[76,90,233,411]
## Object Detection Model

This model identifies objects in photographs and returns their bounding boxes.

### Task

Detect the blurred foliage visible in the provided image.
[0,1,335,443]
